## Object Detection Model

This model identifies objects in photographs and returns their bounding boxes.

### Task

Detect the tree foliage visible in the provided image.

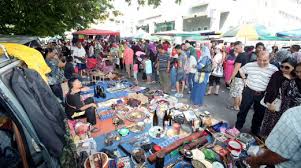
[0,0,180,36]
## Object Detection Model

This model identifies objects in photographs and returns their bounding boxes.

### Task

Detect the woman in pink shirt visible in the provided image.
[123,43,134,78]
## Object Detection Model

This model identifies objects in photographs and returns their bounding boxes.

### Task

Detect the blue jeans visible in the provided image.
[188,73,195,92]
[170,67,177,90]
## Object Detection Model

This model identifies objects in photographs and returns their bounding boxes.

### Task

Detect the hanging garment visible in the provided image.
[1,43,51,81]
[11,67,66,157]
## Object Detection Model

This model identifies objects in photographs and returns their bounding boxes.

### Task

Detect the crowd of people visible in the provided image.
[39,38,301,167]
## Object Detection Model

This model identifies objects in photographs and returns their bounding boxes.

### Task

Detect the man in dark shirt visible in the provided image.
[249,42,265,62]
[65,78,98,131]
[64,56,76,80]
[228,41,248,111]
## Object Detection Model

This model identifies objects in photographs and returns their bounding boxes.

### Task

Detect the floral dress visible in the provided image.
[261,79,301,137]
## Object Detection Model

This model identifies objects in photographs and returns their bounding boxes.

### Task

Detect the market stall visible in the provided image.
[73,29,120,43]
[222,24,284,43]
[276,28,301,41]
[69,79,265,168]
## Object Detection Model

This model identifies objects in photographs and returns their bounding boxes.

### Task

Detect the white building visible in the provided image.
[92,0,301,38]
[129,0,301,34]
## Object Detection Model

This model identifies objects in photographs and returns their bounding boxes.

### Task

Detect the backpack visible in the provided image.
[197,56,212,73]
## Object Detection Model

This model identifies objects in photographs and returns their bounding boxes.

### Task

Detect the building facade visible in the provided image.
[134,0,301,34]
[92,0,301,38]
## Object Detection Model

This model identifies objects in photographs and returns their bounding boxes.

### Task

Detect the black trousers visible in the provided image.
[152,62,159,81]
[209,75,221,86]
[235,87,266,134]
[50,83,64,101]
[83,97,97,125]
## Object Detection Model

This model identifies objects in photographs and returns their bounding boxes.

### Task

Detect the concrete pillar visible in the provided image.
[149,21,155,34]
[209,9,220,31]
[175,16,183,43]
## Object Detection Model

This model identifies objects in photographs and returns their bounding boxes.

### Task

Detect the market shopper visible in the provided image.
[144,56,152,84]
[72,42,87,74]
[246,106,301,168]
[224,50,237,88]
[156,44,171,94]
[191,46,211,106]
[184,42,197,61]
[185,46,197,94]
[228,41,248,111]
[207,44,224,95]
[123,43,134,78]
[261,60,301,137]
[235,51,278,136]
[249,42,265,62]
[291,44,301,63]
[45,48,66,101]
[65,77,98,132]
[170,47,178,91]
[175,44,187,98]
[271,50,292,68]
[64,56,76,80]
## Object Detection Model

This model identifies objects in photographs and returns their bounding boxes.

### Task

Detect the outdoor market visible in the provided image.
[1,0,301,168]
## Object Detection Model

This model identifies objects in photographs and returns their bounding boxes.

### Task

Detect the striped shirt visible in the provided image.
[240,62,278,92]
[157,53,170,71]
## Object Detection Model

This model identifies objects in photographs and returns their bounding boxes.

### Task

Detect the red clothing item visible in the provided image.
[163,43,170,51]
[123,47,134,65]
[196,49,201,59]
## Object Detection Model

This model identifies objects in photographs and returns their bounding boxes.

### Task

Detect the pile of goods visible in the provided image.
[69,82,265,168]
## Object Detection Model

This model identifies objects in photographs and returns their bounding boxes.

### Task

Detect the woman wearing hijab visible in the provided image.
[191,46,212,106]
[261,59,301,137]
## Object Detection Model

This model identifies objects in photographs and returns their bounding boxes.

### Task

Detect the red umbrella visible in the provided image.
[73,29,120,36]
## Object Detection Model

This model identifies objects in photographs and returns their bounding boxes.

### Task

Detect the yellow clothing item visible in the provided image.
[0,43,50,81]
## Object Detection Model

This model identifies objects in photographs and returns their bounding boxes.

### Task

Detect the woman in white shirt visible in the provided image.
[207,44,224,95]
[185,52,197,94]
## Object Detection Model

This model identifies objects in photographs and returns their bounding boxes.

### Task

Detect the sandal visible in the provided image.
[227,106,239,111]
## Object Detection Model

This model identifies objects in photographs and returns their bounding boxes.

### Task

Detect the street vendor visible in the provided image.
[246,106,301,168]
[65,77,99,132]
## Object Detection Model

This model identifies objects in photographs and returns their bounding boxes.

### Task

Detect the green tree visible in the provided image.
[0,0,180,36]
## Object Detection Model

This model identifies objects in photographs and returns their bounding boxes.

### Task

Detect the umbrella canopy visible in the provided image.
[133,29,160,41]
[73,29,120,36]
[276,28,301,40]
[134,29,151,39]
[223,24,281,41]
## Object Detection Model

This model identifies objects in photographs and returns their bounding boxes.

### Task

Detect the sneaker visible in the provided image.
[175,93,180,97]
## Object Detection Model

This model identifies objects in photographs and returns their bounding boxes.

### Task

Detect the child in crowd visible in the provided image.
[133,59,139,85]
[144,56,152,84]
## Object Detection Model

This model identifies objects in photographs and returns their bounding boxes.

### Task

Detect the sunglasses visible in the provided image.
[280,65,291,70]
